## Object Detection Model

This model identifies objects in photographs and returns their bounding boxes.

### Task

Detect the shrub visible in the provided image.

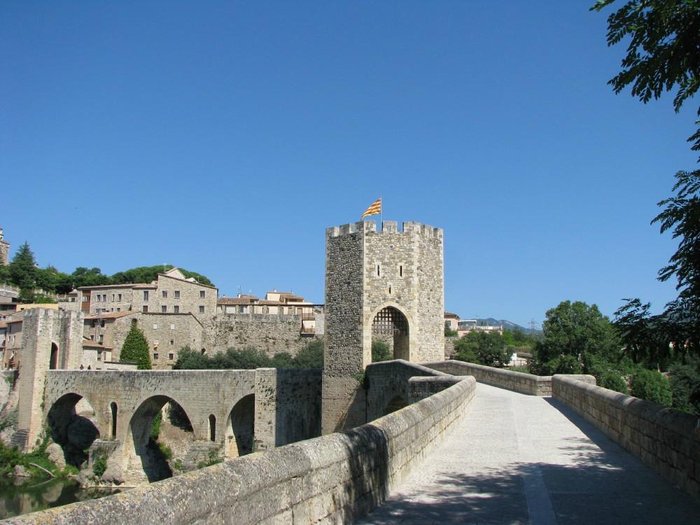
[371,340,391,362]
[630,368,672,407]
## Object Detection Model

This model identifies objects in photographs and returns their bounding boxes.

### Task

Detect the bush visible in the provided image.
[630,368,672,407]
[598,370,628,394]
[668,362,700,415]
[92,452,107,478]
[372,340,391,362]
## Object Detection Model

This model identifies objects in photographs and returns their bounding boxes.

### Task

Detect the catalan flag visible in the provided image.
[361,197,382,219]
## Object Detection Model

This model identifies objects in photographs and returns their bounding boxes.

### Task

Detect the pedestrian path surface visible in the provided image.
[358,383,700,524]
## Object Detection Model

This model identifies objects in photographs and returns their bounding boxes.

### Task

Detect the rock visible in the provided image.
[13,464,30,479]
[46,443,66,470]
[101,462,124,485]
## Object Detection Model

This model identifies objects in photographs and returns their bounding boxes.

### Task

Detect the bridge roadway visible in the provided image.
[359,383,700,524]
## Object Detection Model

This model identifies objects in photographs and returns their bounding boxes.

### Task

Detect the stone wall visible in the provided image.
[365,359,452,421]
[202,314,312,357]
[425,360,557,395]
[6,374,475,525]
[553,375,700,499]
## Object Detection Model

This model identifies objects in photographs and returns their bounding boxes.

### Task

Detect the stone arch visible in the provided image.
[224,394,255,458]
[49,342,59,370]
[371,305,411,361]
[126,395,194,483]
[46,393,100,467]
[383,394,408,416]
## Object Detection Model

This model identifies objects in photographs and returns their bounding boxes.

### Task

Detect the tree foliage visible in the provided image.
[120,325,152,370]
[532,301,621,375]
[629,367,673,406]
[454,331,511,368]
[371,340,392,362]
[9,242,38,302]
[174,340,325,370]
[592,0,700,150]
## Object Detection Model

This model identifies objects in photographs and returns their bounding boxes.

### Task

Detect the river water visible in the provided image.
[0,479,120,520]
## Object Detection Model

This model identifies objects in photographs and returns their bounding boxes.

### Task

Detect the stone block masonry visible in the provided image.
[5,374,476,524]
[323,221,445,434]
[553,375,700,499]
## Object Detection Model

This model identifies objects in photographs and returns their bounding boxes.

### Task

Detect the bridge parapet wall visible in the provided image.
[425,360,556,395]
[365,359,452,421]
[553,374,700,499]
[7,375,476,524]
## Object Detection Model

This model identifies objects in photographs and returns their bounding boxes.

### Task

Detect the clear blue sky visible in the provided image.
[1,1,697,328]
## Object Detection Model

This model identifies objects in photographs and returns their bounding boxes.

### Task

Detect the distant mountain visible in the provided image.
[472,318,541,334]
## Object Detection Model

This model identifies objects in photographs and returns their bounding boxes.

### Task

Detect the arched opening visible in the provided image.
[225,394,254,458]
[201,348,207,355]
[372,306,410,361]
[47,393,100,468]
[384,395,408,416]
[49,343,59,370]
[127,397,194,482]
[110,402,118,439]
[209,414,216,442]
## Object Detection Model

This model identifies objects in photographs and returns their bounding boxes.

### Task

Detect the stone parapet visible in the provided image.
[5,375,476,524]
[425,360,557,395]
[553,375,700,499]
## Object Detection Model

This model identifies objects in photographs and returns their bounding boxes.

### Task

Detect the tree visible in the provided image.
[454,331,511,368]
[371,340,392,362]
[120,325,152,370]
[9,242,38,302]
[294,339,324,368]
[592,0,700,150]
[532,301,621,375]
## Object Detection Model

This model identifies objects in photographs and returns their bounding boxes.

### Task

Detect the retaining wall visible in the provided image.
[553,375,700,499]
[425,360,554,395]
[4,375,476,524]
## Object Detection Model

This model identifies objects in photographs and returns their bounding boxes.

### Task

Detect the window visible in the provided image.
[118,293,122,301]
[377,264,381,277]
[174,305,179,313]
[168,353,174,360]
[111,294,115,301]
[170,339,174,345]
[153,352,159,360]
[100,320,105,327]
[174,290,180,299]
[170,323,175,330]
[199,305,205,313]
[98,334,104,343]
[97,351,102,361]
[142,305,148,313]
[162,290,168,298]
[200,290,205,299]
[399,265,403,277]
[161,305,167,313]
[143,290,149,301]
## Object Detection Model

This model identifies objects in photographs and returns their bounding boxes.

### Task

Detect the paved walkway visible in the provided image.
[359,383,700,524]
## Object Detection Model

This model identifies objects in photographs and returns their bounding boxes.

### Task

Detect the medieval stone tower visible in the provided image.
[0,227,9,266]
[322,220,445,433]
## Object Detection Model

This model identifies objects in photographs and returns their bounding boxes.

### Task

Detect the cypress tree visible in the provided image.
[120,325,152,370]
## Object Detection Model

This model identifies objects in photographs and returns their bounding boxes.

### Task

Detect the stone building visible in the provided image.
[83,311,204,369]
[79,267,217,319]
[322,220,445,433]
[0,227,9,266]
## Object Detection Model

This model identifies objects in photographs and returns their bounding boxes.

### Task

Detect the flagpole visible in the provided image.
[380,194,383,230]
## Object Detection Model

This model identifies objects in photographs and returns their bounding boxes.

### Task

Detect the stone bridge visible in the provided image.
[7,360,699,524]
[42,368,321,484]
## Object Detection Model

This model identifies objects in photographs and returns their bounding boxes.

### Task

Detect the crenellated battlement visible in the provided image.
[327,220,443,240]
